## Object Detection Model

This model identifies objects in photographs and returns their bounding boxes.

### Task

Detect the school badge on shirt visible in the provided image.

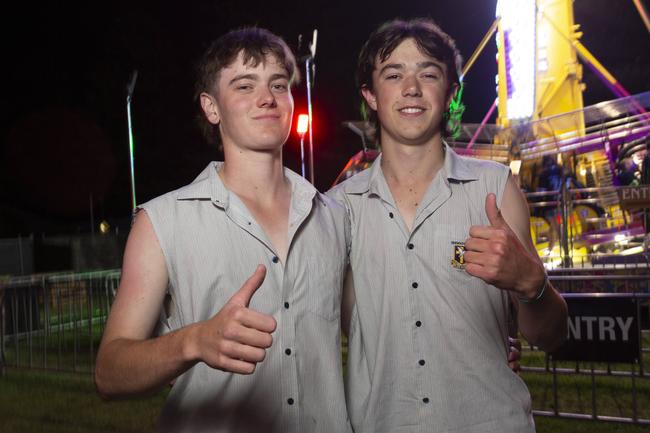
[451,241,466,269]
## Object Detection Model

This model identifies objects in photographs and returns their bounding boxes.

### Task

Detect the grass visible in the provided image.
[1,367,649,433]
[519,331,650,422]
[535,416,650,432]
[0,369,167,433]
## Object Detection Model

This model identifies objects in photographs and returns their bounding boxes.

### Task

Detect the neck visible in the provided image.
[380,135,446,185]
[219,147,289,201]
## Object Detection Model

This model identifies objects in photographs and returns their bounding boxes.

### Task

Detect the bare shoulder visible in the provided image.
[102,210,169,341]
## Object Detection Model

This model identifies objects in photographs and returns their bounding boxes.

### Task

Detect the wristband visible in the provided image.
[518,275,548,304]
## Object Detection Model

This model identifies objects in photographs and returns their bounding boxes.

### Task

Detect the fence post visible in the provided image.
[552,357,559,415]
[0,287,5,376]
[590,362,597,419]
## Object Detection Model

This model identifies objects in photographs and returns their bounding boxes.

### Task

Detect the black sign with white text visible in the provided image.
[550,295,640,363]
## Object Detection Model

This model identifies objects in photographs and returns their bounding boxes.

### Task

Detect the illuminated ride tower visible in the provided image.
[493,0,650,268]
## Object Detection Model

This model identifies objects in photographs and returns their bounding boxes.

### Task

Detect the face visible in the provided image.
[362,38,455,147]
[200,52,293,153]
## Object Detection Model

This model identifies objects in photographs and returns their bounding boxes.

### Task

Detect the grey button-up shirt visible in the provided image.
[140,162,351,433]
[328,146,534,433]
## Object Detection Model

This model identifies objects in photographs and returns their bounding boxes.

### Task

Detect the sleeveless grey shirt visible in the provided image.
[140,162,351,433]
[328,146,535,433]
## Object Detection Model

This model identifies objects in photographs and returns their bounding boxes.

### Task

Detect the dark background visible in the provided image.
[2,0,648,236]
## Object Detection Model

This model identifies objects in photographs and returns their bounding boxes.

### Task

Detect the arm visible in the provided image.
[463,175,568,352]
[95,211,276,399]
[500,176,568,351]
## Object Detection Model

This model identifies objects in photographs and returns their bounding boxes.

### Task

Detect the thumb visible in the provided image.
[229,264,267,307]
[485,193,507,228]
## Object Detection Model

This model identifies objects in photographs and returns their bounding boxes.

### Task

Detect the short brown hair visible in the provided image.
[357,18,462,139]
[195,27,298,146]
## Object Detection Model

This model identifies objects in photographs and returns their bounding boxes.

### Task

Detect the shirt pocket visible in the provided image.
[431,224,481,289]
[306,257,343,321]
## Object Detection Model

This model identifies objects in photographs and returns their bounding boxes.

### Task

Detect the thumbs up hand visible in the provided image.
[463,194,544,300]
[189,265,277,374]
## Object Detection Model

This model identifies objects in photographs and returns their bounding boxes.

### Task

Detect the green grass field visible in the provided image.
[0,369,166,433]
[1,367,649,433]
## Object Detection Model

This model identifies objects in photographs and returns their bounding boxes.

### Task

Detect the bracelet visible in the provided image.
[518,275,548,304]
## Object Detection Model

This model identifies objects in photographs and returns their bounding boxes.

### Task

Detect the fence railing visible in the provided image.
[522,289,650,425]
[0,270,119,374]
[1,271,649,425]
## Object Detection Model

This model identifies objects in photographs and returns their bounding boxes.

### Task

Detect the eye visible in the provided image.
[236,84,253,91]
[385,73,400,80]
[422,72,441,80]
[271,82,288,92]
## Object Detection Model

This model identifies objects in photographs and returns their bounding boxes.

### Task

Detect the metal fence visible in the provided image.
[1,270,649,425]
[523,286,650,425]
[0,270,119,374]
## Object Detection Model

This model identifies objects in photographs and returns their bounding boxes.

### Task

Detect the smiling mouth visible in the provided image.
[398,107,425,114]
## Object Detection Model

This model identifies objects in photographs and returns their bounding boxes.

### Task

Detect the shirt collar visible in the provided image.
[176,162,227,205]
[443,142,479,182]
[175,161,317,210]
[342,141,478,196]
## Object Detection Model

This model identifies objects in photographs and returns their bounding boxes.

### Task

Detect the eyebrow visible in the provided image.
[378,61,445,75]
[228,72,290,86]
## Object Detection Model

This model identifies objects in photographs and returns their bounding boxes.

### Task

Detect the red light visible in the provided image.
[296,114,309,135]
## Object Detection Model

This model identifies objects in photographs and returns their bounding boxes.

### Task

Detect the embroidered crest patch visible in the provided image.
[451,241,466,269]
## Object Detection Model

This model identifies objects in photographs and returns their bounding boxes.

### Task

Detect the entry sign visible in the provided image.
[551,296,640,363]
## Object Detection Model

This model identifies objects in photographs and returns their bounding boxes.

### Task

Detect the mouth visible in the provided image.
[398,106,426,115]
[252,114,282,120]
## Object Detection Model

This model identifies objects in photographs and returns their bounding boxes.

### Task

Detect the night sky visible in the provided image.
[2,0,648,236]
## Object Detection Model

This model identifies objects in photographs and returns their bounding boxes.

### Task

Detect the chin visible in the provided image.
[251,140,286,152]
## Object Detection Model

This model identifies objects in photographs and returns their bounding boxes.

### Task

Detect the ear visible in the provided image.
[446,83,459,111]
[200,92,221,125]
[360,85,378,111]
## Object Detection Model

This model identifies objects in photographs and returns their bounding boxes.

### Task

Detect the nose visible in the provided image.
[401,75,422,98]
[258,87,277,108]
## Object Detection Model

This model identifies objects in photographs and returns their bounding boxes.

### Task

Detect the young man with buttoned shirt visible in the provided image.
[95,28,352,433]
[329,19,568,432]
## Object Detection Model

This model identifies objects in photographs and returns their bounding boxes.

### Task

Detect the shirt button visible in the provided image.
[419,359,426,366]
[284,302,290,309]
[415,320,422,327]
[272,256,279,263]
[407,243,414,250]
[389,212,394,218]
[412,282,418,289]
[287,398,294,405]
[285,348,292,355]
[423,397,430,403]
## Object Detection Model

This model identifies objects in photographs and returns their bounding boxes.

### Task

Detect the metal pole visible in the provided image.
[467,99,498,149]
[560,179,572,267]
[299,133,307,178]
[126,70,138,210]
[305,57,315,185]
[632,0,650,34]
[461,18,499,79]
[632,361,638,422]
[18,235,24,275]
[89,193,95,237]
[590,361,597,419]
[552,358,559,415]
[303,29,317,185]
